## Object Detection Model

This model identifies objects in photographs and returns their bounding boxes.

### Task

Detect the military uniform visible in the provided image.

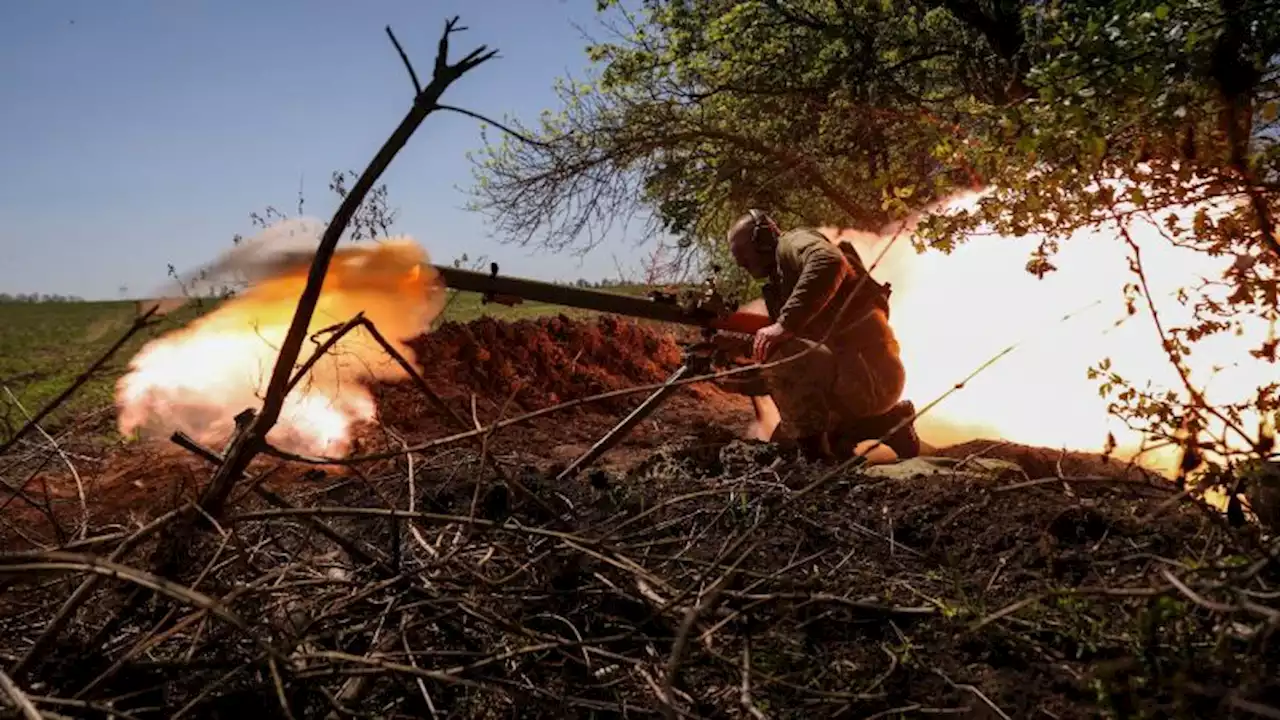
[722,228,911,456]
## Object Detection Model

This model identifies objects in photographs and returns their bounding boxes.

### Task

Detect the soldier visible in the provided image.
[718,209,920,461]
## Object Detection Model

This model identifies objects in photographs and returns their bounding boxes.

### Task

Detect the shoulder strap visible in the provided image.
[805,227,893,320]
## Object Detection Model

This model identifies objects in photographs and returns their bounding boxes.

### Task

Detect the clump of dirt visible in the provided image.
[935,438,1158,481]
[404,314,704,413]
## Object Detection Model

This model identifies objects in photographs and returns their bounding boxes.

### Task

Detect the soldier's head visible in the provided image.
[727,209,779,279]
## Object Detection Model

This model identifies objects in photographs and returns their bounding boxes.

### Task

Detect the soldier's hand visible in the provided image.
[753,322,792,363]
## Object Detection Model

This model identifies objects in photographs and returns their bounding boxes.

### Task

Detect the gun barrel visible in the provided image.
[433,265,711,329]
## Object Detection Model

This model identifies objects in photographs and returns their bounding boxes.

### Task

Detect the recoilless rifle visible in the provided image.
[433,262,771,336]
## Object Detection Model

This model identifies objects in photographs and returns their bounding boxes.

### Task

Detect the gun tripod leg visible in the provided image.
[555,361,695,482]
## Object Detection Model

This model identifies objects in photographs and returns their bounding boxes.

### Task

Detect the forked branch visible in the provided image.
[195,17,498,520]
[385,26,421,95]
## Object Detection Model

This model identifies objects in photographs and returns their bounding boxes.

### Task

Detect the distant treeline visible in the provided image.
[0,293,86,304]
[565,278,644,289]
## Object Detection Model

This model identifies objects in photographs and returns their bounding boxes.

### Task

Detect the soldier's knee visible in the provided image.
[834,348,905,418]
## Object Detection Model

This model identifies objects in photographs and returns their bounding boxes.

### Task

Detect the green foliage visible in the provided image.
[467,0,1027,292]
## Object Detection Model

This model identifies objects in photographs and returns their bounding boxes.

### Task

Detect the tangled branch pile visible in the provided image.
[0,314,1276,718]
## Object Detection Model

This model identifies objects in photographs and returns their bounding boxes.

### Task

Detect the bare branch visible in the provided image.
[385,26,422,95]
[434,104,553,147]
[0,669,41,720]
[0,552,248,631]
[8,503,193,680]
[196,16,500,520]
[3,387,87,539]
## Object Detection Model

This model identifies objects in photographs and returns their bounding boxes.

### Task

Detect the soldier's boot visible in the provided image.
[879,401,921,460]
[833,401,921,460]
[795,432,834,463]
[773,418,836,463]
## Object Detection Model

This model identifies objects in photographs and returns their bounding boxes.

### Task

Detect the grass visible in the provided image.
[0,301,208,441]
[0,283,662,442]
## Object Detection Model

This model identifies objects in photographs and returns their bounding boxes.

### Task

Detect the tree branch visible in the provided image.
[385,26,422,95]
[194,17,498,521]
[434,104,553,147]
[760,0,831,31]
[0,669,41,720]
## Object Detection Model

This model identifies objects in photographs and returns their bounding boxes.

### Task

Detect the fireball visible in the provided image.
[117,230,446,456]
[822,188,1275,474]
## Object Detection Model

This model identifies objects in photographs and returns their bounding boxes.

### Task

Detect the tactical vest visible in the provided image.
[827,233,893,320]
[763,229,893,323]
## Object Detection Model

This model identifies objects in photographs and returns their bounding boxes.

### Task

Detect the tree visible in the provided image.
[467,0,1029,279]
[470,0,1279,485]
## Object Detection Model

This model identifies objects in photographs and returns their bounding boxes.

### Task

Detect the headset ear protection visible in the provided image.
[746,208,779,252]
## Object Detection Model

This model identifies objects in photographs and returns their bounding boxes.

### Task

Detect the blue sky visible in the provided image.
[0,0,650,300]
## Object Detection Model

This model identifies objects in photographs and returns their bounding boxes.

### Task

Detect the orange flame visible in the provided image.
[117,229,446,456]
[818,188,1275,473]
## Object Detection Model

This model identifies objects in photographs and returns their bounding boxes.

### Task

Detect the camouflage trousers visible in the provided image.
[717,335,906,441]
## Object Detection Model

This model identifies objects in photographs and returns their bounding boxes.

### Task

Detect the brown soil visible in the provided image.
[405,314,702,411]
[0,315,754,543]
[0,315,1274,719]
[379,313,749,472]
[933,438,1160,482]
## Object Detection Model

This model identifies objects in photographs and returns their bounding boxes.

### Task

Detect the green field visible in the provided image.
[0,300,207,441]
[0,285,657,443]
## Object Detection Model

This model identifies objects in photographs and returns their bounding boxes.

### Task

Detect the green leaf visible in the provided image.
[1154,4,1169,20]
[1090,136,1106,160]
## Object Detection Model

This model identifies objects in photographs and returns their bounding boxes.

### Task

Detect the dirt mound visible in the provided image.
[403,314,700,412]
[936,438,1159,481]
[367,315,751,471]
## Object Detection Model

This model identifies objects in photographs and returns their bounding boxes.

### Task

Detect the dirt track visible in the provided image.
[0,315,1274,718]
